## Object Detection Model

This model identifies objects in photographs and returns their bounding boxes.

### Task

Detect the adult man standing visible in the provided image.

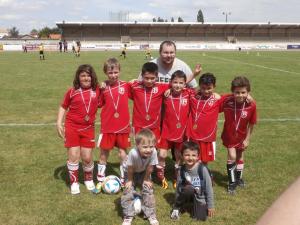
[139,40,199,88]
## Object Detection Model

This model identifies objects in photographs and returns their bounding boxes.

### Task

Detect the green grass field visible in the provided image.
[1,50,300,225]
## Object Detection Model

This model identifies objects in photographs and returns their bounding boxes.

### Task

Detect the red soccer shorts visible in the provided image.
[99,133,131,150]
[191,140,215,163]
[157,137,183,151]
[64,125,95,148]
[133,127,161,141]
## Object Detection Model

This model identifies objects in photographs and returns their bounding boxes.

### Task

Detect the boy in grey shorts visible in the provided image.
[121,128,159,225]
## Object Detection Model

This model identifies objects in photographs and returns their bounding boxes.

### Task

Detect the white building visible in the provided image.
[0,28,9,39]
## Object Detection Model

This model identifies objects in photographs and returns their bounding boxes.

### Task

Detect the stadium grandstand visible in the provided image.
[56,21,300,50]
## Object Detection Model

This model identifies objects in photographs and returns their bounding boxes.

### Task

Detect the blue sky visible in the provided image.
[1,0,300,33]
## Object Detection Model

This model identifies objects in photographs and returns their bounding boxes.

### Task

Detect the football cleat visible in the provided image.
[170,209,180,220]
[148,217,159,225]
[227,183,237,195]
[84,180,95,191]
[173,180,177,189]
[122,216,133,225]
[236,179,246,188]
[70,182,80,195]
[161,178,168,189]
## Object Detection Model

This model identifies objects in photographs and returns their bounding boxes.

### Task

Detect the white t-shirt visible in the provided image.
[126,148,158,173]
[138,57,198,88]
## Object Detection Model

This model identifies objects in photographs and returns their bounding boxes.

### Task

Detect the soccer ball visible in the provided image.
[150,56,154,60]
[102,175,122,194]
[133,196,142,215]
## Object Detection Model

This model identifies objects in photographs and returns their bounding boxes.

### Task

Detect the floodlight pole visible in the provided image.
[222,12,231,23]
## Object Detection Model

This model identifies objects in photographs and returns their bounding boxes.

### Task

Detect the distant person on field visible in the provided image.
[220,76,257,195]
[39,43,45,60]
[23,40,27,53]
[59,40,63,53]
[145,47,152,60]
[120,44,127,59]
[63,39,68,52]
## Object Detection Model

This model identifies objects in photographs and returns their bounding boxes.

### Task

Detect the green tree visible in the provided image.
[178,17,184,22]
[38,27,51,38]
[9,27,19,38]
[30,29,38,34]
[153,18,156,22]
[171,17,174,22]
[157,17,164,22]
[197,9,204,23]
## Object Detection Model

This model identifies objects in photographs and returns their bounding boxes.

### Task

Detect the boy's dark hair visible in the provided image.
[199,73,216,86]
[171,70,187,82]
[181,141,200,155]
[159,40,176,53]
[231,76,251,92]
[73,64,98,91]
[103,57,120,73]
[141,62,158,76]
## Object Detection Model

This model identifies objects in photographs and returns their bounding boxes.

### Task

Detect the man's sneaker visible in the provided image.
[161,178,168,189]
[227,183,237,195]
[84,180,95,191]
[170,209,180,220]
[148,217,159,225]
[70,182,80,195]
[236,179,246,188]
[122,216,133,225]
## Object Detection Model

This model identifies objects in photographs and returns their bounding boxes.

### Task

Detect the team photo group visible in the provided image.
[56,40,257,225]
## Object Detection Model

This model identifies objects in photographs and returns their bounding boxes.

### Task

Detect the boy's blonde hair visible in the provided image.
[135,128,156,146]
[103,57,120,73]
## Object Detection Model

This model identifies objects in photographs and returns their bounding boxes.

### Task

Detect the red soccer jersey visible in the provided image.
[99,80,130,133]
[186,90,224,142]
[161,89,190,142]
[220,95,257,148]
[61,87,100,128]
[130,81,169,129]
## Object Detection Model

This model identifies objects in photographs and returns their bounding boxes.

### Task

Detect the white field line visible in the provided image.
[0,118,300,127]
[207,55,300,75]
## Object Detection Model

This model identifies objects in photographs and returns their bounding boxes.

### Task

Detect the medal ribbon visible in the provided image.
[234,100,246,132]
[108,81,120,112]
[80,88,92,115]
[144,87,154,115]
[194,95,212,123]
[170,93,182,122]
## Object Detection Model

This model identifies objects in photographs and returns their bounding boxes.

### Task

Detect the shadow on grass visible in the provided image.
[53,161,122,186]
[114,197,123,218]
[163,192,175,207]
[210,169,228,189]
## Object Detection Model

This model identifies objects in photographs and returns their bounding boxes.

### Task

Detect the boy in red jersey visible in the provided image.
[186,73,222,165]
[56,64,100,194]
[130,62,198,140]
[220,76,257,195]
[97,58,131,187]
[130,62,170,140]
[156,70,192,189]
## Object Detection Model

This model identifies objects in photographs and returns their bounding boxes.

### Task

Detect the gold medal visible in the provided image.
[176,123,181,129]
[84,115,90,122]
[193,124,197,130]
[145,114,151,121]
[114,112,119,118]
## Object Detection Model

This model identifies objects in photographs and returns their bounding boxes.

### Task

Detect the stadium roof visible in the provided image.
[56,21,300,29]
